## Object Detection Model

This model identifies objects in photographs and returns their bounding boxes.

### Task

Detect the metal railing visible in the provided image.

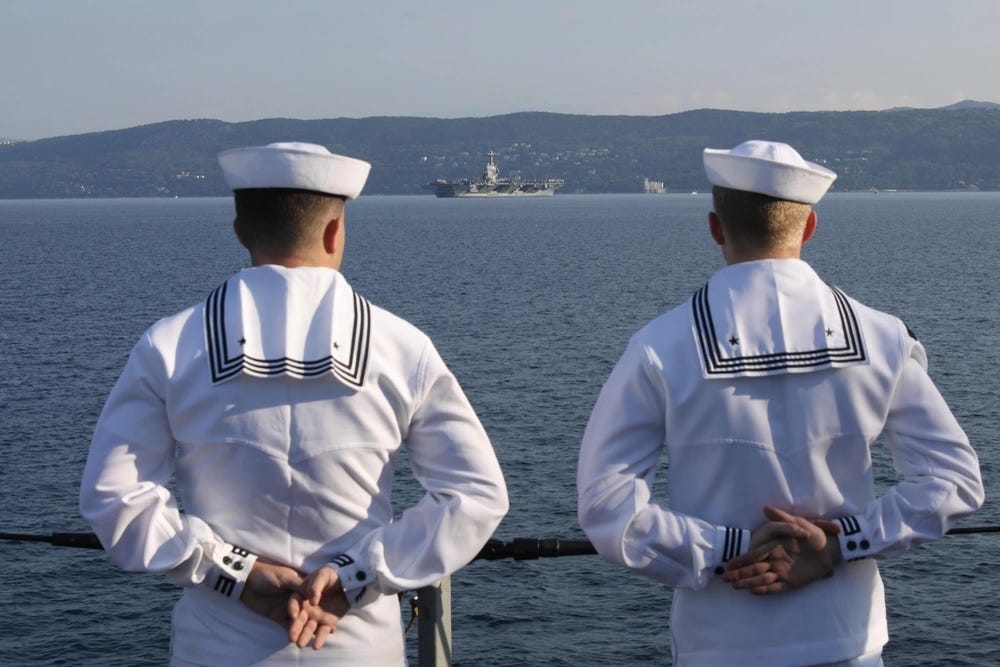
[4,527,1000,666]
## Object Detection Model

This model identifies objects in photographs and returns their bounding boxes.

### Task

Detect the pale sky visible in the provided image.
[3,0,998,140]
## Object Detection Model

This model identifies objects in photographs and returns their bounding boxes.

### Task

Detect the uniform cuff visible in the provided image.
[206,544,257,601]
[713,526,751,575]
[836,515,875,561]
[329,553,377,608]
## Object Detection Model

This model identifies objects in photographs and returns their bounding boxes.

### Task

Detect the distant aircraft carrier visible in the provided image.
[426,151,565,197]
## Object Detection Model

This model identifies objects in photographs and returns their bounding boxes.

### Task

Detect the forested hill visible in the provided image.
[2,104,999,198]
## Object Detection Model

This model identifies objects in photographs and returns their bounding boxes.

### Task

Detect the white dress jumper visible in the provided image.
[81,265,509,666]
[577,259,983,667]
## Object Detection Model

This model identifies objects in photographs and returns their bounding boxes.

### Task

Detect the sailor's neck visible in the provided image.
[723,248,802,265]
[249,254,341,270]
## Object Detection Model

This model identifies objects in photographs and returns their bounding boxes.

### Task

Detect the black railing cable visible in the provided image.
[475,537,597,560]
[0,532,104,549]
[3,527,1000,559]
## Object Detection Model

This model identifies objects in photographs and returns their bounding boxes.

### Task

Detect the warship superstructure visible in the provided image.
[427,151,564,197]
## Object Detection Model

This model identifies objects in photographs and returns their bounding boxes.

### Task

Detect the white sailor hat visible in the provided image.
[703,140,836,204]
[217,142,371,200]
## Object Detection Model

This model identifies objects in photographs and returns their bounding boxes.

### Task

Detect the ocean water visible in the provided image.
[0,193,997,666]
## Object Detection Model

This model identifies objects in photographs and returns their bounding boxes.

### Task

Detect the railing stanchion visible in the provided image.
[417,576,452,667]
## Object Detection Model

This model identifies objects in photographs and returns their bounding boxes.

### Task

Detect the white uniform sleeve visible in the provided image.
[79,333,257,602]
[330,341,508,607]
[834,340,985,562]
[577,339,749,590]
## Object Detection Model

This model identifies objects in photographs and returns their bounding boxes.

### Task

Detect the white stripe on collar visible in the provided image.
[203,269,370,387]
[691,284,868,378]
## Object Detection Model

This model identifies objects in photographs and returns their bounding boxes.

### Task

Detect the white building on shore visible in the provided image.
[643,177,665,193]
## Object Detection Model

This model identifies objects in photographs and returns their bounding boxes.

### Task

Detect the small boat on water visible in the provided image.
[426,151,565,198]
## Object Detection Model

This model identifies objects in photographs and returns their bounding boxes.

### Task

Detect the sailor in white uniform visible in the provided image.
[576,140,984,667]
[80,142,509,666]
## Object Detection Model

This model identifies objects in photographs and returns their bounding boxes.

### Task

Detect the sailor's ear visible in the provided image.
[708,211,726,246]
[322,215,343,254]
[233,218,249,249]
[802,210,817,245]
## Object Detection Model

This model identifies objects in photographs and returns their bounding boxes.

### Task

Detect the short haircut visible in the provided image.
[233,188,344,254]
[711,186,812,251]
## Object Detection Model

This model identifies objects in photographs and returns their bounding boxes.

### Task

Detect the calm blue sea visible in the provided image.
[0,193,997,666]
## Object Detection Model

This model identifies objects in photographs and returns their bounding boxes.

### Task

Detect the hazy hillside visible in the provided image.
[1,104,999,197]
